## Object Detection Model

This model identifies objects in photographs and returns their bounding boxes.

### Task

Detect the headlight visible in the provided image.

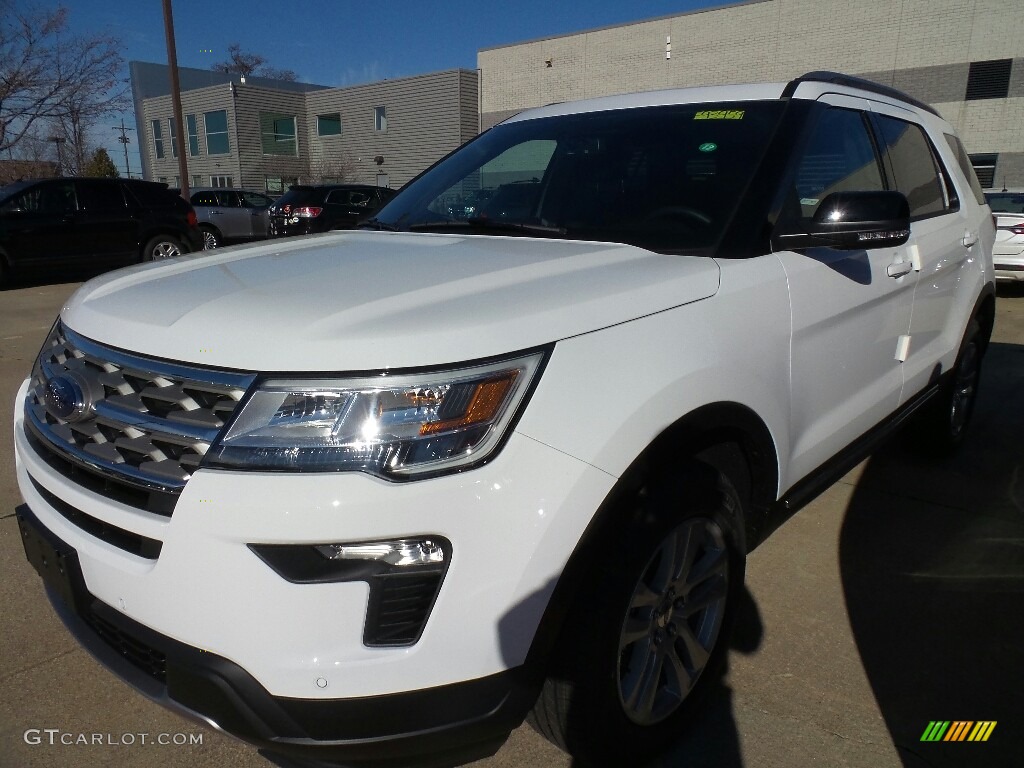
[202,349,547,479]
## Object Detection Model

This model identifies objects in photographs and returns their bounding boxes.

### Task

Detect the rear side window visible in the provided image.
[77,181,126,212]
[873,115,948,219]
[215,191,240,207]
[943,134,987,206]
[126,183,184,209]
[191,191,219,207]
[274,187,319,207]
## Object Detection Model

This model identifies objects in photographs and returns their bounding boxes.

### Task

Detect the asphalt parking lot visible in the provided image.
[1,276,1021,768]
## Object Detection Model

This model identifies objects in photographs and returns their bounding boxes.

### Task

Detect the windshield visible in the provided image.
[371,101,786,254]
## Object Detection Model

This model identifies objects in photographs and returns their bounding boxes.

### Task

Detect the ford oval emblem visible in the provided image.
[44,375,89,423]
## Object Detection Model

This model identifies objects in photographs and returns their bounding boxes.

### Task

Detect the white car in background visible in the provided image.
[984,189,1024,281]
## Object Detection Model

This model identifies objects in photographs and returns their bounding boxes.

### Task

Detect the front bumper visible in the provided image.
[17,503,533,767]
[13,376,615,763]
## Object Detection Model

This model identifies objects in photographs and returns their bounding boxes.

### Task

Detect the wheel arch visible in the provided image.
[524,401,779,671]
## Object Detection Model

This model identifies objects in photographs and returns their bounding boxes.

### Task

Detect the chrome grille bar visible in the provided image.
[26,322,255,502]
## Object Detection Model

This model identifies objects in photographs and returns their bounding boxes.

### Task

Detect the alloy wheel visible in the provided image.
[617,516,729,725]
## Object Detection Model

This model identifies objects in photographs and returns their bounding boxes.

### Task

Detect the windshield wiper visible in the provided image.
[408,218,567,236]
[358,217,400,231]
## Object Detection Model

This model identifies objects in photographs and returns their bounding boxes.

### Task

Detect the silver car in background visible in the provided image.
[189,188,274,249]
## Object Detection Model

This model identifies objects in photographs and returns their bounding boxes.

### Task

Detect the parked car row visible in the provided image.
[0,179,399,287]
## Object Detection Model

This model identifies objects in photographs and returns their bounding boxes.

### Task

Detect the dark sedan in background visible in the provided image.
[268,184,396,238]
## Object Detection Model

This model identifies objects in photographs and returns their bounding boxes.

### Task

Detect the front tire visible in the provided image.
[142,235,183,262]
[529,465,746,766]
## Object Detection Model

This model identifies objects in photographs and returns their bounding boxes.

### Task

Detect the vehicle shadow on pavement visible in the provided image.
[839,340,1024,768]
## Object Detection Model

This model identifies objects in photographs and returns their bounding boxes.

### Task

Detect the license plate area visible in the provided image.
[17,508,86,613]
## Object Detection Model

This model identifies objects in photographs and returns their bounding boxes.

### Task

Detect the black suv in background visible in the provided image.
[0,177,202,287]
[268,184,396,238]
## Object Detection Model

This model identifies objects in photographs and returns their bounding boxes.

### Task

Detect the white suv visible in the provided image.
[14,72,995,768]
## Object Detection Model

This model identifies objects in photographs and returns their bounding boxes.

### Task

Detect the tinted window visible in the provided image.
[77,181,126,211]
[326,189,372,206]
[984,193,1024,214]
[273,187,321,207]
[1,181,77,214]
[874,115,947,219]
[372,101,787,254]
[240,191,272,208]
[943,134,986,205]
[191,191,219,206]
[126,182,182,208]
[215,191,240,207]
[785,107,884,222]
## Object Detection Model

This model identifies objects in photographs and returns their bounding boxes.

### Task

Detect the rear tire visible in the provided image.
[914,319,983,455]
[142,235,183,262]
[529,465,745,766]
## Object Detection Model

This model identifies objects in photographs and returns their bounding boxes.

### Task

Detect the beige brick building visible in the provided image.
[479,0,1024,186]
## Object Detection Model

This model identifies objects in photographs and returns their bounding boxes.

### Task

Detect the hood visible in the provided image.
[61,231,720,371]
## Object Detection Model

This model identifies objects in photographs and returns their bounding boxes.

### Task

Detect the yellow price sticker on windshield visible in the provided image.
[694,110,745,120]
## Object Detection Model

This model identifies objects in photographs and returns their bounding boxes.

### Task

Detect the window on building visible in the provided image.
[374,106,387,132]
[317,113,342,136]
[965,59,1012,101]
[968,153,998,188]
[205,110,230,155]
[260,112,297,155]
[265,176,298,196]
[168,119,179,159]
[210,175,233,188]
[192,174,202,188]
[158,177,168,184]
[873,114,949,218]
[152,120,164,159]
[186,114,201,156]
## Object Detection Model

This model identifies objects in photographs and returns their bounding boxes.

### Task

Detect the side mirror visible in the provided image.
[773,191,911,251]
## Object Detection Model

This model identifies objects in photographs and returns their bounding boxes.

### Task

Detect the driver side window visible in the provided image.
[786,107,885,223]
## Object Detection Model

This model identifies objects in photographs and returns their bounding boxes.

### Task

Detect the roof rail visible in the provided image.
[781,70,940,117]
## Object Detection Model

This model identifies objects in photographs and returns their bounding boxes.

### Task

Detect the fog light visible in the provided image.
[315,539,445,567]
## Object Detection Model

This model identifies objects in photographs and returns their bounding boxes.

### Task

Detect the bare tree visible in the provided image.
[0,2,128,159]
[211,43,296,82]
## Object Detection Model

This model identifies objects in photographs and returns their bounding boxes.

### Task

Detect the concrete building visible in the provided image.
[129,62,479,193]
[478,0,1024,187]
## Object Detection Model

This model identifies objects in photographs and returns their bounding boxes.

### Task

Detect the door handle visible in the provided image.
[887,260,913,278]
[963,231,978,247]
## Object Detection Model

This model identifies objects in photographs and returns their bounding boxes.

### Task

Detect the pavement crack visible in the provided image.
[0,647,80,685]
[745,705,885,747]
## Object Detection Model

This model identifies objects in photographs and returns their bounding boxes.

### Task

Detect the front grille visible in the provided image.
[24,322,254,514]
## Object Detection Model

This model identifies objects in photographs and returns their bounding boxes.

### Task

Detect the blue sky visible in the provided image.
[63,0,725,174]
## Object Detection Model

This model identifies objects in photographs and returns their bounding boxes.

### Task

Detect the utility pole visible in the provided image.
[161,0,190,199]
[113,119,135,178]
